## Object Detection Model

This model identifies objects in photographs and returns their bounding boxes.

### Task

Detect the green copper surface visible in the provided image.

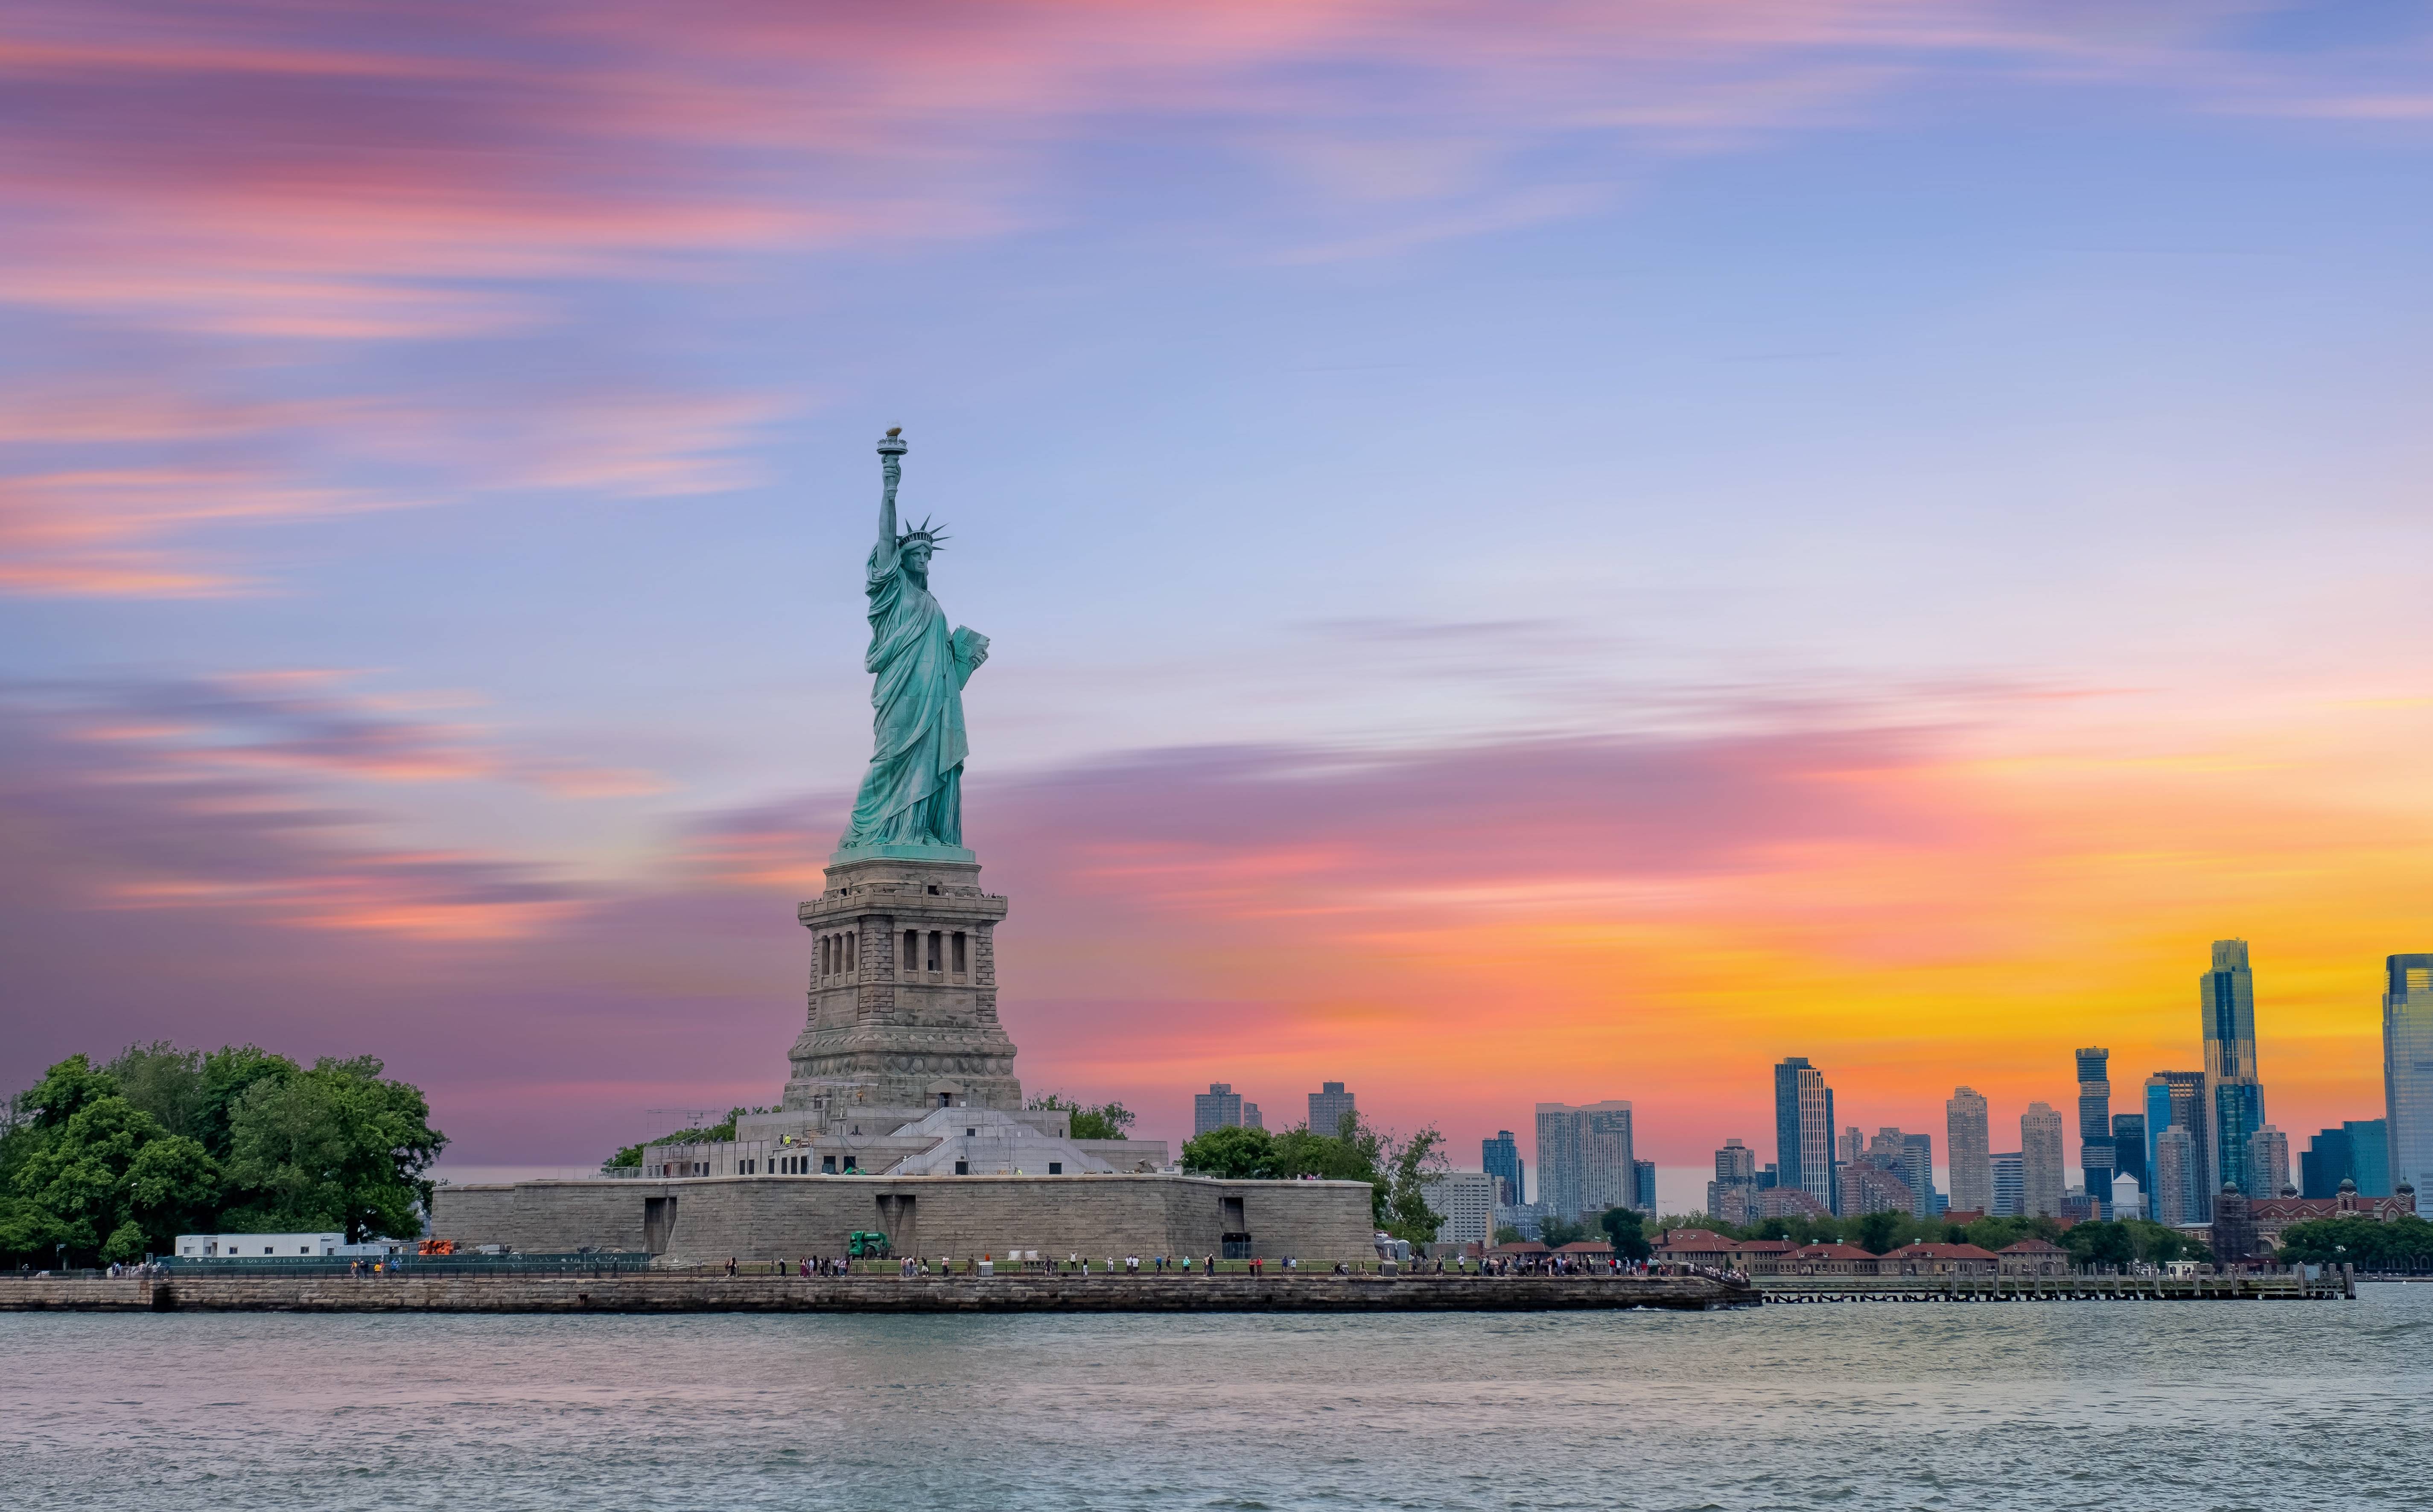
[834,433,989,862]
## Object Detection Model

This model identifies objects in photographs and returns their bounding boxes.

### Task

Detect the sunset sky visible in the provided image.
[6,2,2433,1200]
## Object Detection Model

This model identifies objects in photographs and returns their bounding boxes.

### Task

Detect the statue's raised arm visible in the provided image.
[834,428,981,862]
[875,428,904,562]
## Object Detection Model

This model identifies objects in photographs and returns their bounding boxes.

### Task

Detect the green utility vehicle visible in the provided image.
[847,1230,891,1259]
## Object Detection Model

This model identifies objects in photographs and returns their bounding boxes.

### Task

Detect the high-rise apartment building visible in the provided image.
[2075,1047,2114,1208]
[1482,1130,1525,1207]
[1837,1161,1913,1216]
[2153,1124,2200,1226]
[1899,1133,1936,1218]
[2020,1102,2066,1218]
[1714,1136,1756,1189]
[2383,953,2433,1201]
[1707,1137,1757,1221]
[2145,1070,2212,1221]
[1308,1082,1357,1137]
[1534,1101,1634,1221]
[2201,940,2268,1200]
[2245,1125,2290,1197]
[1991,1151,2024,1217]
[1774,1058,1834,1212]
[1841,1125,1866,1166]
[1193,1083,1244,1137]
[1422,1170,1498,1250]
[1947,1087,1992,1215]
[2111,1113,2147,1195]
[1634,1159,1657,1213]
[1243,1102,1263,1130]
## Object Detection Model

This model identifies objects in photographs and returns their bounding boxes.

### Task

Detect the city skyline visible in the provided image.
[9,6,2433,1175]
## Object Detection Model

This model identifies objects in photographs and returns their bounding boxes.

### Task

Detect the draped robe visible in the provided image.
[839,537,983,851]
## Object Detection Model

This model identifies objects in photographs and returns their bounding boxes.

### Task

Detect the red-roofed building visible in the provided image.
[1998,1238,2070,1276]
[1727,1240,1799,1276]
[1650,1229,1739,1268]
[1782,1242,1879,1276]
[1879,1242,1998,1276]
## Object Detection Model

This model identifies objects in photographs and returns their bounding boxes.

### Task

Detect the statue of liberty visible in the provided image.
[835,429,988,859]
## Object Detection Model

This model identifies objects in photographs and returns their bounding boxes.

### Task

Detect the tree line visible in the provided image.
[1179,1114,1447,1246]
[1,1044,446,1267]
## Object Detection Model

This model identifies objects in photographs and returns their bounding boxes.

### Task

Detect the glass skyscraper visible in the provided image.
[1774,1057,1834,1212]
[2349,1118,2392,1197]
[2201,940,2267,1197]
[2075,1048,2113,1212]
[1482,1130,1523,1208]
[2144,1070,2210,1221]
[2382,953,2433,1199]
[2111,1113,2147,1195]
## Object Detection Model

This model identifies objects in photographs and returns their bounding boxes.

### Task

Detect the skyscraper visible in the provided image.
[2111,1113,2147,1195]
[1774,1058,1833,1211]
[2301,1125,2354,1199]
[2245,1125,2290,1197]
[2383,953,2433,1200]
[1308,1081,1357,1137]
[2021,1102,2066,1218]
[1899,1132,1936,1218]
[2153,1125,2200,1226]
[1707,1138,1756,1222]
[2348,1117,2392,1197]
[1714,1136,1756,1188]
[1991,1151,2024,1217]
[2075,1047,2113,1212]
[1534,1100,1634,1221]
[1634,1159,1657,1212]
[1947,1087,1992,1215]
[1243,1102,1263,1130]
[1482,1130,1524,1207]
[1193,1083,1244,1136]
[2145,1070,2211,1220]
[2201,940,2267,1198]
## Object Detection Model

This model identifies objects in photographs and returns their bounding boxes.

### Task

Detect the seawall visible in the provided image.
[0,1273,1754,1314]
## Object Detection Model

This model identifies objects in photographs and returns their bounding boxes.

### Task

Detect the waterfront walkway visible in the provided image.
[0,1272,1757,1314]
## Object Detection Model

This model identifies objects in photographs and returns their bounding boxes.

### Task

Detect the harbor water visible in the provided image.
[10,1283,2431,1510]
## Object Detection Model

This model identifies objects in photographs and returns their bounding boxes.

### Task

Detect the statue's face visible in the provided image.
[904,540,932,574]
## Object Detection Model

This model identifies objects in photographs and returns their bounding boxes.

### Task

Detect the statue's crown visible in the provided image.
[898,515,948,549]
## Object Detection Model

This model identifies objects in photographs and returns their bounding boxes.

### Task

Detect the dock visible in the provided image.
[1757,1269,2354,1302]
[0,1272,1757,1314]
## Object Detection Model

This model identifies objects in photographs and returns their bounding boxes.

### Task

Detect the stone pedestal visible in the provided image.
[782,854,1020,1116]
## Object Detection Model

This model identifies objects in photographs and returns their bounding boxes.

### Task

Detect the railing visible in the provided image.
[160,1252,653,1277]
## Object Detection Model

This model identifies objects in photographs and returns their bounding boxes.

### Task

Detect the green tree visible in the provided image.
[1599,1206,1651,1261]
[220,1056,446,1241]
[2064,1220,2138,1270]
[1180,1124,1280,1179]
[105,1042,209,1142]
[1026,1092,1134,1141]
[602,1106,763,1171]
[198,1046,305,1155]
[1379,1126,1447,1248]
[1852,1209,1906,1255]
[0,1058,220,1267]
[1537,1215,1590,1248]
[2279,1215,2433,1271]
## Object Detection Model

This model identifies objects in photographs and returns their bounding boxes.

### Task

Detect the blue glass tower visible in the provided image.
[1483,1130,1523,1208]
